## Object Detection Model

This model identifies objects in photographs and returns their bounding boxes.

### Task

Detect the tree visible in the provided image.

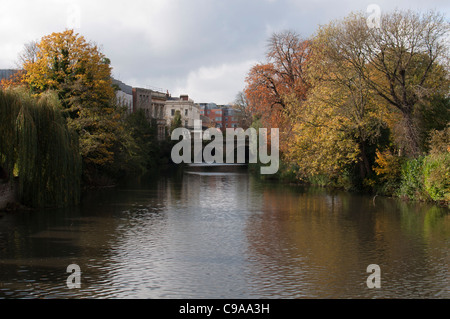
[244,31,311,152]
[0,88,81,208]
[323,10,450,157]
[17,40,39,66]
[233,91,253,129]
[22,29,115,116]
[19,30,147,186]
[125,109,159,171]
[170,110,183,133]
[286,23,390,182]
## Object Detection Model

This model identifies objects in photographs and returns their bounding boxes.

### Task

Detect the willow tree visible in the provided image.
[0,89,81,208]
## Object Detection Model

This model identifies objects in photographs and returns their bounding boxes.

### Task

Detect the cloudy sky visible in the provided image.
[0,0,448,104]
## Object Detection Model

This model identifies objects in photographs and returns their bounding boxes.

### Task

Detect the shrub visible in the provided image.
[373,149,405,195]
[398,157,427,201]
[423,153,450,202]
[428,125,449,155]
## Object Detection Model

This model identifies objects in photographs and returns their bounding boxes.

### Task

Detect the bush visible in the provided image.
[398,157,427,201]
[373,149,405,195]
[423,153,450,202]
[397,153,449,205]
[428,125,449,155]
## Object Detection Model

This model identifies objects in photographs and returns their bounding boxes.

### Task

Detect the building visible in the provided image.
[220,105,241,129]
[198,103,221,129]
[165,95,200,130]
[112,78,133,114]
[198,103,241,131]
[132,87,168,140]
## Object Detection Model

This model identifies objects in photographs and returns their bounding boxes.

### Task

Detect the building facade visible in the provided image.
[198,103,241,131]
[132,87,168,140]
[112,78,133,114]
[165,95,200,130]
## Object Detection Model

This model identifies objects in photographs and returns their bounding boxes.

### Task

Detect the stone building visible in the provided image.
[165,95,200,130]
[132,87,168,140]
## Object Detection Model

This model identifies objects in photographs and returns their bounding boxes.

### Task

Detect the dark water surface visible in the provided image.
[0,166,448,298]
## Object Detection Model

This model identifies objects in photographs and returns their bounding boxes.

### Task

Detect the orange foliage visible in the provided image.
[244,31,311,152]
[0,70,25,89]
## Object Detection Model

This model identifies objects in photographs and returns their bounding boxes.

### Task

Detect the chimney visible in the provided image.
[180,95,189,101]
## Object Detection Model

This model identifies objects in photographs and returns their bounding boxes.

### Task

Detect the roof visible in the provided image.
[111,78,133,95]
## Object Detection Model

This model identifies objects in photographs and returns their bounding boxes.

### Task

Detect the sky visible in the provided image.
[0,0,449,104]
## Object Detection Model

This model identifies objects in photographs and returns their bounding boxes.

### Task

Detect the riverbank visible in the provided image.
[249,159,450,209]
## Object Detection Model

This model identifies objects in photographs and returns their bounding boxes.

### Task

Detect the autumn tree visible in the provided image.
[322,10,450,157]
[18,30,147,186]
[244,31,311,151]
[0,70,25,89]
[22,29,115,116]
[285,23,392,182]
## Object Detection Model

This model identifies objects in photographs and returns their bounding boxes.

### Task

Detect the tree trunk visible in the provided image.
[359,141,372,181]
[401,109,421,158]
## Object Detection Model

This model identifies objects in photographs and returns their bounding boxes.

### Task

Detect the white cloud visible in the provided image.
[174,60,257,104]
[0,0,448,104]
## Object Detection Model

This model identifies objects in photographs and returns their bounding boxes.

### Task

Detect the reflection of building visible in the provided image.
[165,95,200,130]
[112,78,133,114]
[198,103,241,131]
[132,87,168,140]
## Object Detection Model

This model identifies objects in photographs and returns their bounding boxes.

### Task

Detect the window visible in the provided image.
[171,109,175,116]
[185,109,188,116]
[215,117,222,122]
[185,120,188,127]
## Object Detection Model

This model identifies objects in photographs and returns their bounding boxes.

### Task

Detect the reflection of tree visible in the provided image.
[245,184,450,298]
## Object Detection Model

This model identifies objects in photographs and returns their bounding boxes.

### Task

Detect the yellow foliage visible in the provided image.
[373,149,403,180]
[22,29,114,109]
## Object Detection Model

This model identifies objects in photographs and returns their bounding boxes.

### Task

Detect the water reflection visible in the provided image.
[0,169,448,299]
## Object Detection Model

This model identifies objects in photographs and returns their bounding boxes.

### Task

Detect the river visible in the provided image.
[0,165,448,298]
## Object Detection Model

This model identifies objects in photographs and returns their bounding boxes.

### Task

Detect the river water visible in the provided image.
[0,165,448,299]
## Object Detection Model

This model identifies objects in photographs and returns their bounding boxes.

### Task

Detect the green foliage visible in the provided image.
[170,110,182,134]
[68,106,145,186]
[308,174,330,187]
[125,109,161,172]
[398,157,427,201]
[423,153,449,202]
[418,95,450,151]
[0,88,81,208]
[397,153,449,204]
